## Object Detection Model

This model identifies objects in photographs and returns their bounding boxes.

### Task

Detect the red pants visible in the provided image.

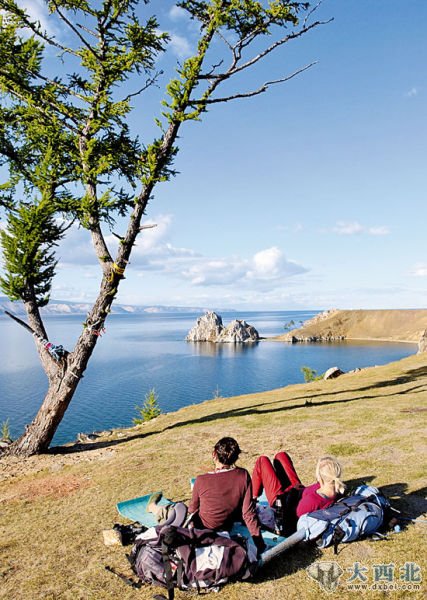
[252,451,302,506]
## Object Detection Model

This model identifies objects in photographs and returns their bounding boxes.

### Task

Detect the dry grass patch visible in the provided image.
[1,473,91,503]
[0,352,426,599]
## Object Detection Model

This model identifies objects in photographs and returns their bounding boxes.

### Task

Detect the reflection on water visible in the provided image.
[0,310,417,445]
[188,341,257,357]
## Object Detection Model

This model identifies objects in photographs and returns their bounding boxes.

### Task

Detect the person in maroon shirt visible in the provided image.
[295,456,346,517]
[188,437,266,555]
[252,453,345,534]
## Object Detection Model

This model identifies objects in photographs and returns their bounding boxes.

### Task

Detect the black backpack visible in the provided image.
[128,524,253,598]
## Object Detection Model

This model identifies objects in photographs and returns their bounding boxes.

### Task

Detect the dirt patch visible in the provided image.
[1,473,91,502]
[0,446,116,483]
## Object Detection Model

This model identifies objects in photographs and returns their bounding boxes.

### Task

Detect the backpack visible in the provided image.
[128,524,254,598]
[296,485,390,553]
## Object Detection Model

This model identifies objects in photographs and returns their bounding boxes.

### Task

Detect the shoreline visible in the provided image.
[264,335,418,345]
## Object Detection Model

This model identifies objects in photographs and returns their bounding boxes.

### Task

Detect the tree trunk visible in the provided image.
[7,119,183,457]
[8,369,82,456]
[7,336,98,456]
[7,282,117,456]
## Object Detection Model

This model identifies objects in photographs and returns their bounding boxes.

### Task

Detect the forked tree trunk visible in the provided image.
[7,275,121,456]
[8,336,96,456]
[7,118,182,457]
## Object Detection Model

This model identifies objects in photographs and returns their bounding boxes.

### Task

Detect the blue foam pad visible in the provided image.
[117,492,171,526]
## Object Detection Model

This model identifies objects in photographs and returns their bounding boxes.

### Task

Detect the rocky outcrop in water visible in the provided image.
[186,312,224,342]
[218,319,259,343]
[186,312,259,343]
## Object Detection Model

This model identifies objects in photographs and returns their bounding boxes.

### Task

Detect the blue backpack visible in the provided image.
[297,485,390,553]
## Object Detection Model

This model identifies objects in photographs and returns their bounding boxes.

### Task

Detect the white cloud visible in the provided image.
[182,246,307,288]
[169,33,192,59]
[410,263,427,277]
[169,5,188,21]
[332,221,390,236]
[57,215,198,269]
[57,224,94,266]
[333,221,364,235]
[18,0,61,37]
[367,226,390,236]
[405,87,418,98]
[276,223,303,233]
[42,215,308,297]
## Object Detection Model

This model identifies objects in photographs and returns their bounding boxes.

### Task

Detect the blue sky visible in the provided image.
[2,1,427,310]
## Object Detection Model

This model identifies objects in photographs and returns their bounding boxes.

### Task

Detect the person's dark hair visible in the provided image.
[214,437,241,466]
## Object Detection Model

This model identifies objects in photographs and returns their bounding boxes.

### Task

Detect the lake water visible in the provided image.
[0,310,417,445]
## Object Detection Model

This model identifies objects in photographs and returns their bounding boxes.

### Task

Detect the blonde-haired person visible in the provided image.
[296,456,346,517]
[252,451,345,534]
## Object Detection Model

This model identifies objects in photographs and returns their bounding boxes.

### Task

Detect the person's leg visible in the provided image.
[273,452,302,492]
[252,455,284,506]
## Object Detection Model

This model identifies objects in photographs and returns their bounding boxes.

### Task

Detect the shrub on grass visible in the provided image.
[133,389,162,424]
[1,418,11,440]
[301,366,324,382]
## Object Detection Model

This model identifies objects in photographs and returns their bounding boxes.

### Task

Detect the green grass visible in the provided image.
[326,442,362,456]
[1,353,426,599]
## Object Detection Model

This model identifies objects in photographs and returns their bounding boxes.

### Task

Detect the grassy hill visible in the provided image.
[1,353,426,599]
[276,309,427,343]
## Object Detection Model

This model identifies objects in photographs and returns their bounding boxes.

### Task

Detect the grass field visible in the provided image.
[1,353,426,599]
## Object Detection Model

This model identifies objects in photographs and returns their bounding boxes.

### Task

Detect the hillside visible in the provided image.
[276,309,427,343]
[1,353,426,599]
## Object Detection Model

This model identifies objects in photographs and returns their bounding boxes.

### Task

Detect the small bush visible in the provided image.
[1,418,11,440]
[133,388,161,424]
[301,366,323,382]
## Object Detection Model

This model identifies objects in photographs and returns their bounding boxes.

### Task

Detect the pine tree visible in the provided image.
[134,389,162,424]
[0,0,329,455]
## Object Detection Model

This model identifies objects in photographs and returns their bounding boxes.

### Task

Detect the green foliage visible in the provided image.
[0,199,67,306]
[133,388,162,424]
[0,0,324,451]
[301,365,323,382]
[1,418,11,440]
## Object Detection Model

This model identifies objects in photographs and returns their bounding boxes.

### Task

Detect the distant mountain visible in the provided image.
[0,296,233,317]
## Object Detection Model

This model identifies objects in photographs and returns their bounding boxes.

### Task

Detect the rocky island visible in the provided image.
[186,311,259,343]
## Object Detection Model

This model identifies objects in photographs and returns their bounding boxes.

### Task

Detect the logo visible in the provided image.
[307,561,343,592]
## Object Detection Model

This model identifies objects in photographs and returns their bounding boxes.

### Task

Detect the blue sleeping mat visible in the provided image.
[117,492,172,528]
[116,490,288,552]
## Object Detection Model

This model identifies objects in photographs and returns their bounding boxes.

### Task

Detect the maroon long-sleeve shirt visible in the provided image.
[188,467,261,537]
[296,482,337,517]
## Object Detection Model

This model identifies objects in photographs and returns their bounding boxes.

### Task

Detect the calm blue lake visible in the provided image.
[0,310,417,445]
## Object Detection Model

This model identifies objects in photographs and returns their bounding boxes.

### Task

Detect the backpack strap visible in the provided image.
[160,539,175,600]
[331,525,345,555]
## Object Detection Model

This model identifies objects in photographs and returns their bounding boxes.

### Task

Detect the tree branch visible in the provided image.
[122,71,163,103]
[0,71,80,132]
[199,18,331,83]
[192,62,317,105]
[49,0,101,62]
[1,1,79,57]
